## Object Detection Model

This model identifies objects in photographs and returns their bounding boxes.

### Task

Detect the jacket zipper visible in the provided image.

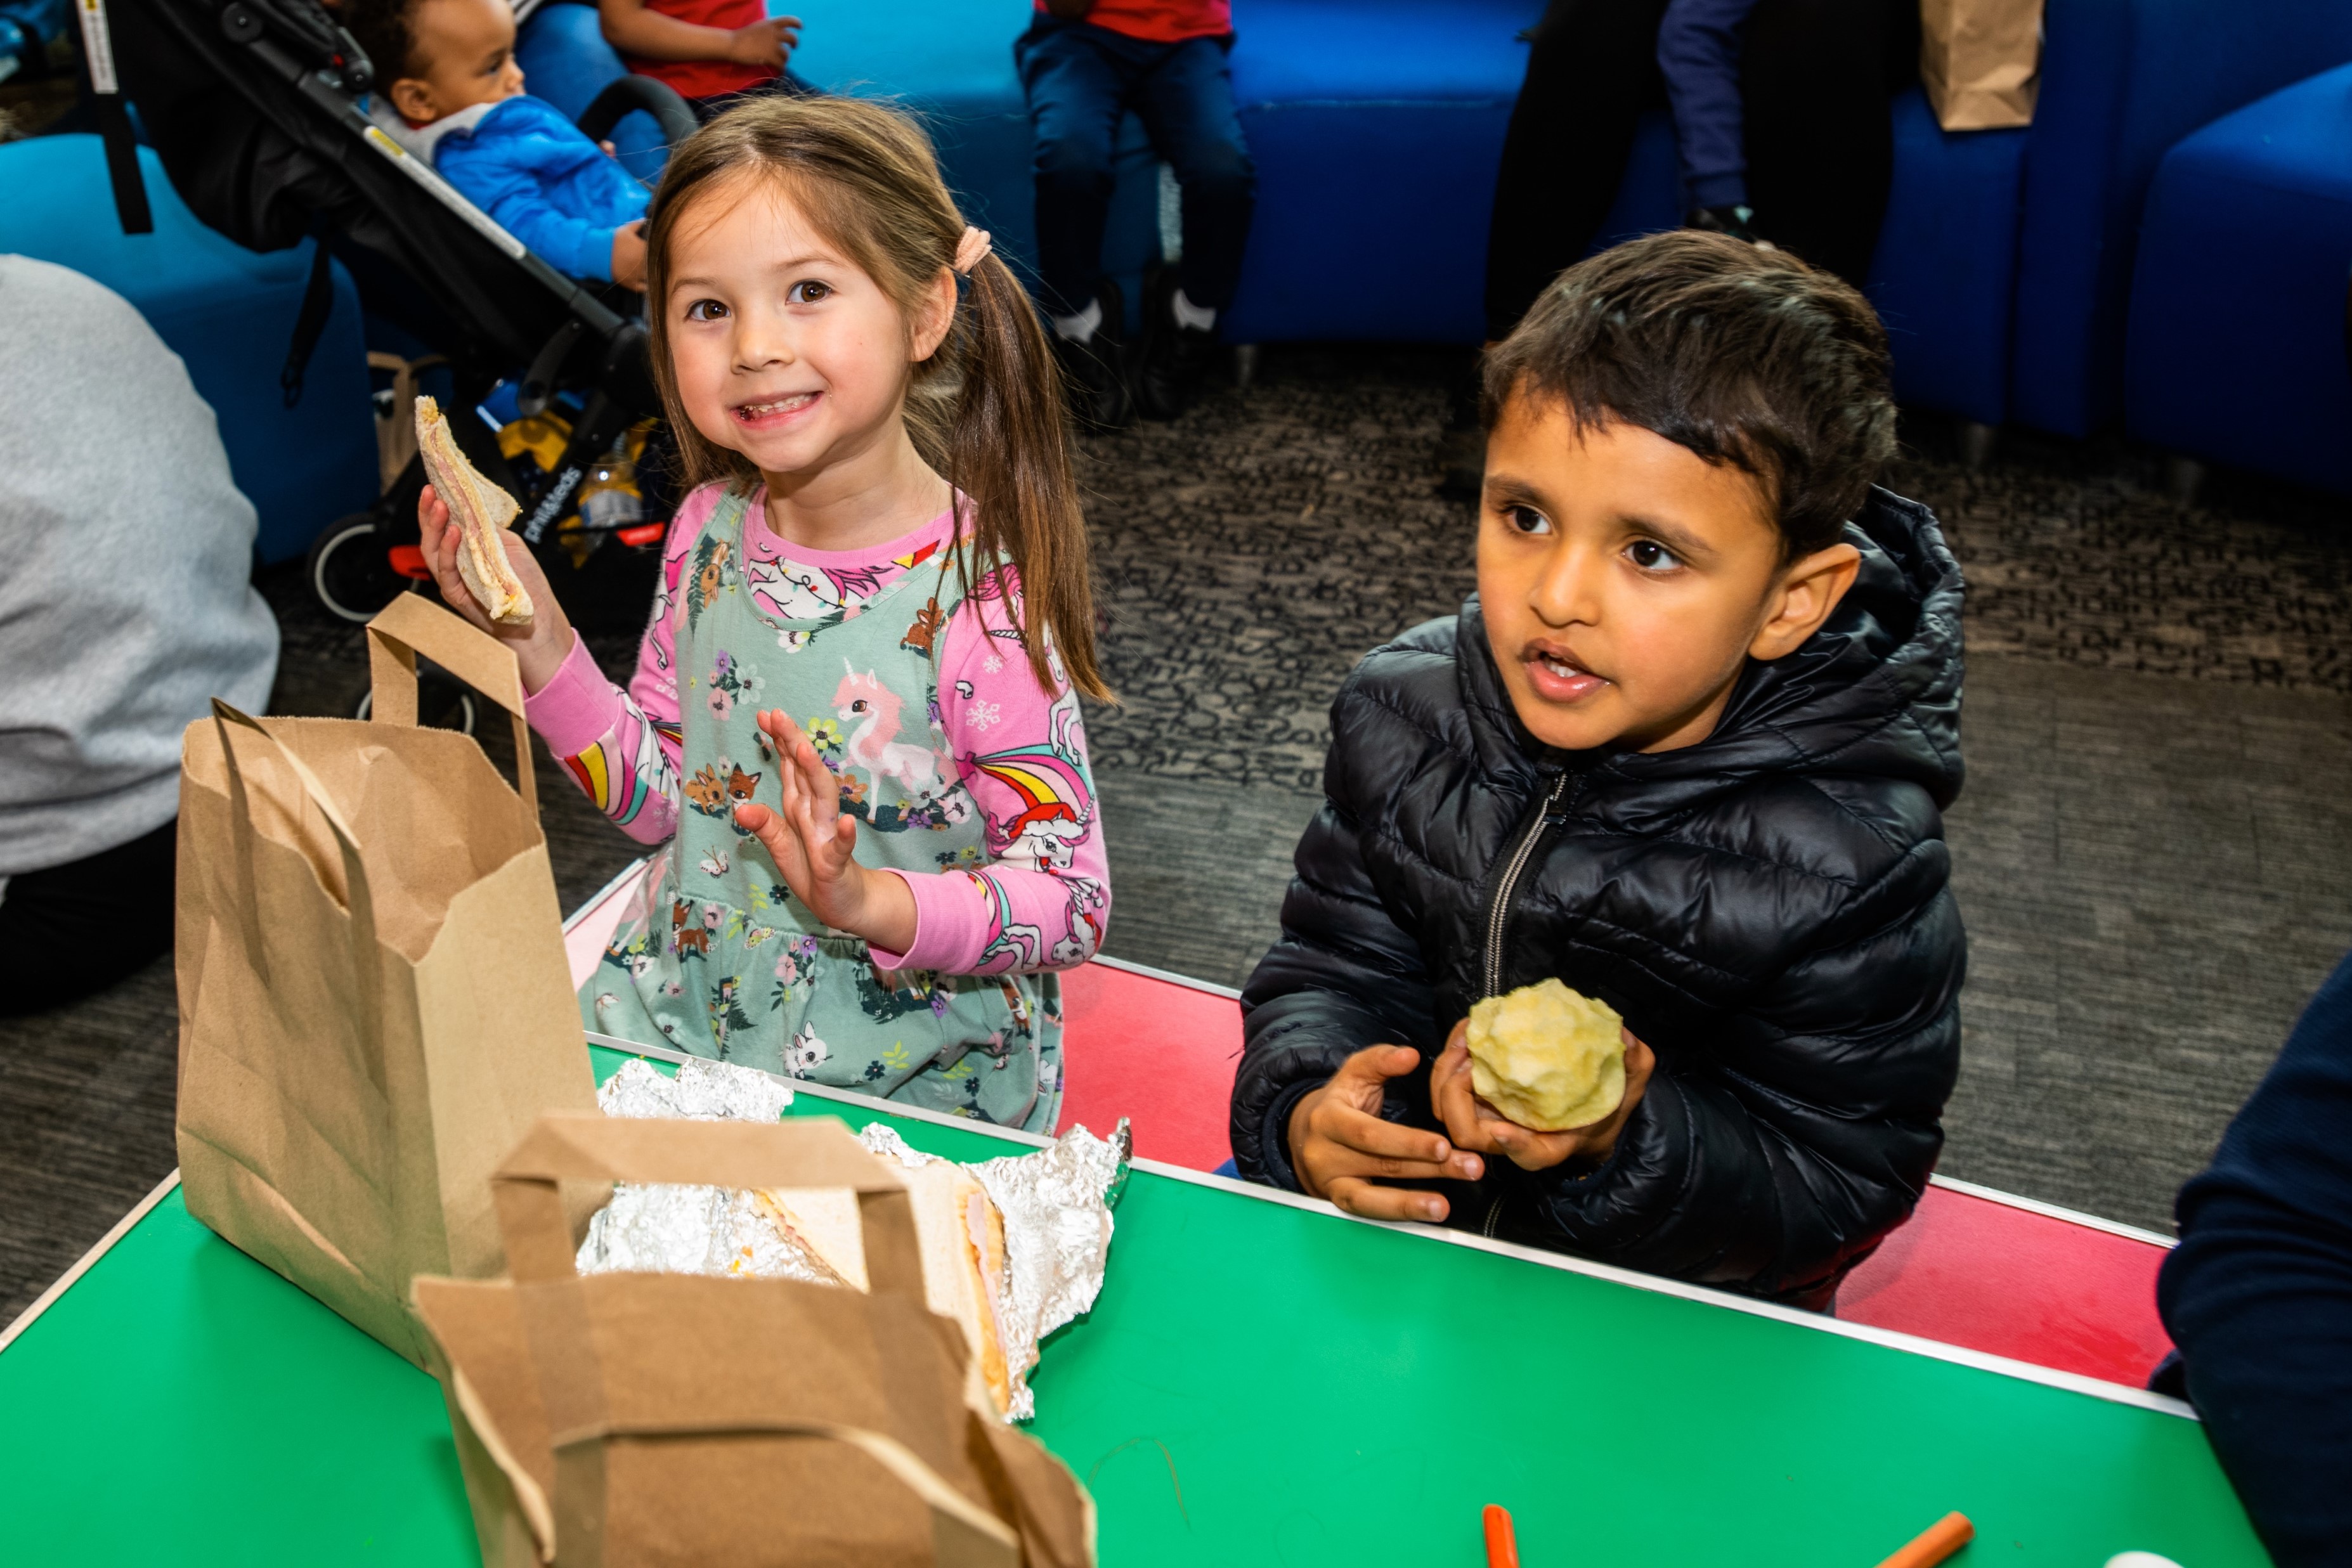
[1483,773,1568,999]
[1478,772,1571,1245]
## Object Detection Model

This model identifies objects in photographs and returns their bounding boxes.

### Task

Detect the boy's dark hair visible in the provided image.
[341,0,418,86]
[1483,230,1895,560]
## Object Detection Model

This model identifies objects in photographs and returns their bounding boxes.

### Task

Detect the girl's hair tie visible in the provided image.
[954,225,993,276]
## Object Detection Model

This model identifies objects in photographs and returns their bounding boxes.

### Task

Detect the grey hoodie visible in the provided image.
[0,254,279,881]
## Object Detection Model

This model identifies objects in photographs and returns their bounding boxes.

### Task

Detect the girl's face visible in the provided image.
[662,175,953,483]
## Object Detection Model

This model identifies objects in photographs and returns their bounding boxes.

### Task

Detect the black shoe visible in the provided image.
[1686,204,1776,252]
[1051,278,1132,432]
[1135,264,1219,421]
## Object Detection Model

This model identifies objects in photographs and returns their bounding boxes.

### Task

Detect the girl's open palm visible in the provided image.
[734,709,916,951]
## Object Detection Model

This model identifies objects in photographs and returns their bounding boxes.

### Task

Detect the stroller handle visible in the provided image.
[576,75,699,152]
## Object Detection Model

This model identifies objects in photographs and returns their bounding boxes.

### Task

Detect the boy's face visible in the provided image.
[1476,391,1861,755]
[387,0,524,125]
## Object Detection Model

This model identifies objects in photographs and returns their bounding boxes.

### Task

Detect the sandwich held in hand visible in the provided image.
[413,393,533,625]
[1465,978,1627,1131]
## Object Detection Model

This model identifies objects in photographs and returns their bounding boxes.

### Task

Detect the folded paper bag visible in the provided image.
[174,594,596,1367]
[412,1111,1096,1568]
[1920,0,2043,131]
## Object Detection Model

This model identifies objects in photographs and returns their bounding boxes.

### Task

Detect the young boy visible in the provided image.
[349,0,649,288]
[1018,0,1256,427]
[1231,231,1965,1310]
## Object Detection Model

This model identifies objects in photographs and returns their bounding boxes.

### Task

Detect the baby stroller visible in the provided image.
[96,0,698,634]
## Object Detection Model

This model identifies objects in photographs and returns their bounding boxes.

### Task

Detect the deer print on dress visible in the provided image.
[833,661,940,800]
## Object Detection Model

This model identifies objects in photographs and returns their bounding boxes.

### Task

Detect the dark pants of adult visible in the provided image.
[1015,20,1256,320]
[1482,0,1916,340]
[0,817,177,1018]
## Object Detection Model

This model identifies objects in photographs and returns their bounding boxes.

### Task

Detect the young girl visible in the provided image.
[415,95,1111,1132]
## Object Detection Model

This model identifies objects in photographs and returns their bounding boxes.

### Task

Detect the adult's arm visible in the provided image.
[2159,952,2352,1567]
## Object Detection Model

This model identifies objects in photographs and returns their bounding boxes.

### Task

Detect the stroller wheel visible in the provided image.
[308,512,407,623]
[354,675,478,735]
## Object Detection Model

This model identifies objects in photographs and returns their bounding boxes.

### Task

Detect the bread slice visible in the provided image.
[413,394,533,625]
[762,1168,1013,1416]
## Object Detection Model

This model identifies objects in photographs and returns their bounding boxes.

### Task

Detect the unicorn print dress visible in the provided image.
[522,482,1109,1132]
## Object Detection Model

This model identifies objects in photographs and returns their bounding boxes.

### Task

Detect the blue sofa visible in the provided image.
[93,0,2352,470]
[2009,0,2352,439]
[534,0,2025,422]
[0,134,377,564]
[2124,64,2352,498]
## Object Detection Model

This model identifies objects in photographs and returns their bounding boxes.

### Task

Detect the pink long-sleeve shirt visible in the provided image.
[525,484,1109,975]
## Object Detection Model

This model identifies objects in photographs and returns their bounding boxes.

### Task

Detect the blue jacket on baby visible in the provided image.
[371,95,648,282]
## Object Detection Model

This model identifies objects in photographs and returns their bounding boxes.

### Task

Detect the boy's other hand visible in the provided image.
[1287,1045,1484,1223]
[1431,1019,1655,1172]
[414,482,575,692]
[725,14,800,68]
[611,220,648,293]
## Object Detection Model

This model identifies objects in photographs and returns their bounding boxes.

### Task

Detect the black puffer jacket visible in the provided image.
[1233,488,1966,1307]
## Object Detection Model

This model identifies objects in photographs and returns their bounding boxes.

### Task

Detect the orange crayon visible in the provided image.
[1483,1503,1521,1568]
[1874,1512,1975,1568]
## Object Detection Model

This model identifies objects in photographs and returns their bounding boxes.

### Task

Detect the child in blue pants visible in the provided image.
[1017,1,1255,425]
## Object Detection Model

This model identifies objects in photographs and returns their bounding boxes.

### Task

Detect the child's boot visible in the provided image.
[1136,264,1219,421]
[1049,278,1132,432]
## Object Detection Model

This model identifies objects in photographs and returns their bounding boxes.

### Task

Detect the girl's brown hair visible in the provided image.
[642,94,1108,702]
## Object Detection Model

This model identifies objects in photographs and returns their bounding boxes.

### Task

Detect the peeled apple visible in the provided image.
[1465,978,1627,1131]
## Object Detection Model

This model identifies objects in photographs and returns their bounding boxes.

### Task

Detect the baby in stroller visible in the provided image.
[346,0,649,288]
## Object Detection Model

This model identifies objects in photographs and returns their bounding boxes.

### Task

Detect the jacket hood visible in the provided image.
[1459,485,1966,815]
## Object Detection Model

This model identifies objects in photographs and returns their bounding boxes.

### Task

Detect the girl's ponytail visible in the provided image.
[947,250,1110,704]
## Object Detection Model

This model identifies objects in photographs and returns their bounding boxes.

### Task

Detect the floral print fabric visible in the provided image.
[528,484,1109,1131]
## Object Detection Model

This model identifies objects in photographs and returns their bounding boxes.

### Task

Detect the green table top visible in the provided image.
[0,1045,2264,1567]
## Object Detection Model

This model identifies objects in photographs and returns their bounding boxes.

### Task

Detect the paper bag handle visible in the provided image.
[365,593,540,824]
[489,1111,926,1300]
[208,699,389,1093]
[544,1417,1020,1568]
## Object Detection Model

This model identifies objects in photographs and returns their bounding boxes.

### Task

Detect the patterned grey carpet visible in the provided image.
[8,345,2351,1319]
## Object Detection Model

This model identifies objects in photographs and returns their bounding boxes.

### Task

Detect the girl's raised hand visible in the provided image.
[415,483,575,692]
[734,708,917,954]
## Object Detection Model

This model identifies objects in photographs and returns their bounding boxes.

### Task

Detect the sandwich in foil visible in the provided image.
[584,1058,1127,1422]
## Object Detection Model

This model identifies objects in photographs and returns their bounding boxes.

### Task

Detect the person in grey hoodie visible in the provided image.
[0,254,280,1014]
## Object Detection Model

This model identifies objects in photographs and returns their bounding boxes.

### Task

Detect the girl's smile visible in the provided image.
[729,390,824,429]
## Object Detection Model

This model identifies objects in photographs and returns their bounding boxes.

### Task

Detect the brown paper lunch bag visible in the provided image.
[1920,0,2044,131]
[412,1112,1097,1568]
[174,593,597,1368]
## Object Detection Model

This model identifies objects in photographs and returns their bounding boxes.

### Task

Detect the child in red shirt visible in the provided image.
[1020,0,1255,427]
[597,0,809,119]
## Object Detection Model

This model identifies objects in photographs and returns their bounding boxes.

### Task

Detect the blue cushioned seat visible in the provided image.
[0,134,375,564]
[2009,0,2352,438]
[2124,64,2352,498]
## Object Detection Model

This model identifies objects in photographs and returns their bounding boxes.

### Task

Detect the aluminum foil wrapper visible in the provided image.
[860,1119,1131,1422]
[578,1058,840,1283]
[596,1056,795,1122]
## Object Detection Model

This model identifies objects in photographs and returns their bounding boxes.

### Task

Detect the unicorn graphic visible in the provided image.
[834,662,941,799]
[964,684,1096,874]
